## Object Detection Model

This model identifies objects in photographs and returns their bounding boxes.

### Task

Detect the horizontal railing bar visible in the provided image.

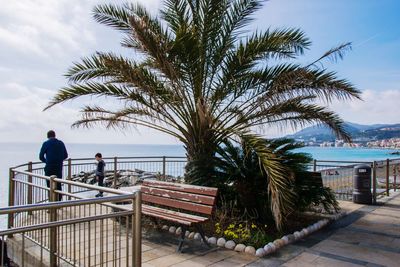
[13,169,49,180]
[56,190,132,211]
[0,210,134,236]
[12,180,50,191]
[314,160,373,164]
[53,177,137,195]
[0,194,136,215]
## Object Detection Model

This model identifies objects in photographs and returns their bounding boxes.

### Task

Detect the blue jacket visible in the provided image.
[39,138,68,167]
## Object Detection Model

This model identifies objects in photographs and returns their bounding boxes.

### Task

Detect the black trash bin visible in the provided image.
[353,164,372,204]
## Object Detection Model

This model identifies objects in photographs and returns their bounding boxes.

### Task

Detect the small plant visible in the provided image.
[214,221,274,248]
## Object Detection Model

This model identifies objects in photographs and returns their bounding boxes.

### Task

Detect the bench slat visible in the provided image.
[142,205,208,223]
[142,180,218,197]
[142,209,193,225]
[141,186,215,206]
[142,194,213,215]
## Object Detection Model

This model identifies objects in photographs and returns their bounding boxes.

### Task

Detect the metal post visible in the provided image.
[162,156,166,179]
[114,157,118,188]
[49,175,58,267]
[132,191,142,267]
[372,161,377,204]
[28,162,33,214]
[313,159,317,172]
[67,158,72,200]
[8,168,15,235]
[386,159,390,196]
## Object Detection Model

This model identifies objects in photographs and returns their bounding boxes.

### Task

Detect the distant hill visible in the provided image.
[287,122,400,142]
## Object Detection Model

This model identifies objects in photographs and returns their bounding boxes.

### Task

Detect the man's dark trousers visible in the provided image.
[45,165,63,201]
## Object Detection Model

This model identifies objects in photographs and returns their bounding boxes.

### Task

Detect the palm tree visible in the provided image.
[46,0,360,228]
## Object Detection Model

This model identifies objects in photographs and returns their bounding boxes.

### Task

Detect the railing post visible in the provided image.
[162,156,166,179]
[132,191,142,267]
[67,158,72,200]
[8,168,15,235]
[372,161,377,204]
[114,157,118,188]
[313,159,317,172]
[386,159,390,196]
[27,162,33,214]
[49,175,58,267]
[395,165,398,191]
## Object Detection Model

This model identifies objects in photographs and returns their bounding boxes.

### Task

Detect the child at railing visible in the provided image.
[95,153,105,197]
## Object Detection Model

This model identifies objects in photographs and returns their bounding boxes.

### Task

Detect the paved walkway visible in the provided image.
[249,192,400,267]
[143,192,400,266]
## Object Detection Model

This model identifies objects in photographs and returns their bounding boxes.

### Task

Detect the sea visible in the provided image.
[0,143,399,229]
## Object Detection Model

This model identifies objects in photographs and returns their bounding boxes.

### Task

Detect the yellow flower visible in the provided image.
[251,223,257,229]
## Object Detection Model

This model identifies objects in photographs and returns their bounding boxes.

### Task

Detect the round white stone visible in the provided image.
[294,231,301,239]
[286,234,295,243]
[208,237,217,245]
[185,231,190,237]
[169,226,176,233]
[225,240,236,249]
[263,244,274,254]
[194,233,201,240]
[162,225,169,231]
[217,237,226,247]
[267,242,277,251]
[255,248,265,257]
[188,232,195,239]
[175,227,182,235]
[245,246,256,255]
[301,228,309,235]
[281,236,289,245]
[234,244,246,252]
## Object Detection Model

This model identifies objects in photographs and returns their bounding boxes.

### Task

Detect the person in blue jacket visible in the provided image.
[39,130,68,201]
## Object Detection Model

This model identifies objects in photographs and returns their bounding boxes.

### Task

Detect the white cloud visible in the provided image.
[327,89,400,125]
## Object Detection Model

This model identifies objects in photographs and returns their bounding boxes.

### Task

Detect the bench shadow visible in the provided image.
[143,229,218,255]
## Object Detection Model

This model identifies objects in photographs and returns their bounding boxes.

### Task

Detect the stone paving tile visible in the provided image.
[172,250,237,267]
[281,252,363,267]
[144,252,197,267]
[207,253,257,267]
[329,227,396,248]
[311,239,400,267]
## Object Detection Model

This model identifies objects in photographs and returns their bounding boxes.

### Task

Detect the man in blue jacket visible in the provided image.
[39,130,68,201]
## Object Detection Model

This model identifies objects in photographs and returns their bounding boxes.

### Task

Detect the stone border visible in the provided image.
[158,211,347,257]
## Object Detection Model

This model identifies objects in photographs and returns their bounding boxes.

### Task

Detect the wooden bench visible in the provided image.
[141,180,218,252]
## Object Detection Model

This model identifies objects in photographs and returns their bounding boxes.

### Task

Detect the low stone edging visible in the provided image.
[159,211,347,257]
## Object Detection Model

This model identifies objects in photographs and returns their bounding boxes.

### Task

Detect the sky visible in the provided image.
[0,0,399,145]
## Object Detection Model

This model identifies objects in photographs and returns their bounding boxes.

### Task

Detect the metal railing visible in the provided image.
[4,165,143,267]
[311,158,400,202]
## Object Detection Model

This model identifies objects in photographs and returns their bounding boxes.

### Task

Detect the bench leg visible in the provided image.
[177,225,187,252]
[195,225,210,248]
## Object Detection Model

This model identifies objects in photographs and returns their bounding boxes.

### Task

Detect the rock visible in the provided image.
[188,232,195,239]
[208,237,217,245]
[169,226,176,234]
[256,248,265,257]
[301,228,309,236]
[281,236,289,245]
[273,239,283,248]
[185,231,190,237]
[175,227,182,235]
[286,234,295,243]
[225,240,236,249]
[263,244,274,254]
[267,242,277,252]
[293,231,301,239]
[245,246,256,255]
[194,233,201,240]
[234,244,246,252]
[217,237,226,247]
[162,225,169,231]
